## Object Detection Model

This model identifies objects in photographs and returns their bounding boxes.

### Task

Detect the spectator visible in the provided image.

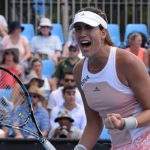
[1,21,31,71]
[0,15,8,47]
[13,85,49,138]
[48,108,82,139]
[31,18,62,64]
[28,58,54,106]
[24,73,44,89]
[49,85,86,132]
[48,71,83,113]
[126,32,149,69]
[0,48,24,85]
[52,44,80,88]
[63,29,83,59]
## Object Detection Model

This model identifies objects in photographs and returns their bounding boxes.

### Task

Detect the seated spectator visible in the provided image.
[49,85,86,132]
[0,15,8,47]
[13,85,49,138]
[27,58,54,106]
[48,71,83,113]
[0,48,24,86]
[62,29,83,59]
[0,127,9,138]
[1,21,31,70]
[24,73,44,89]
[125,32,149,69]
[48,108,82,139]
[31,18,62,64]
[51,44,80,88]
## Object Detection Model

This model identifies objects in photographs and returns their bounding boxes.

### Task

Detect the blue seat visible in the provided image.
[0,89,12,100]
[123,24,148,47]
[32,0,48,16]
[99,127,111,139]
[108,24,121,47]
[51,23,64,45]
[42,59,55,79]
[21,24,35,42]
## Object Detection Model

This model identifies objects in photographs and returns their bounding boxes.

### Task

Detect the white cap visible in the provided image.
[39,18,52,27]
[70,11,107,30]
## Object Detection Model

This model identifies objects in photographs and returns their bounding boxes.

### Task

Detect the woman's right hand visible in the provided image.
[104,113,125,130]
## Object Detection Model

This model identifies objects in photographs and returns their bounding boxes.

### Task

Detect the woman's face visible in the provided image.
[74,22,105,57]
[32,61,42,75]
[11,28,22,35]
[4,51,14,62]
[132,35,142,48]
[39,26,51,36]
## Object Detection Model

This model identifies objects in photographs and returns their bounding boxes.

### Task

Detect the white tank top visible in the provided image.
[81,47,150,148]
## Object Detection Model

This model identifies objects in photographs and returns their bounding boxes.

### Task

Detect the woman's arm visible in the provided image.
[104,49,150,130]
[73,61,103,150]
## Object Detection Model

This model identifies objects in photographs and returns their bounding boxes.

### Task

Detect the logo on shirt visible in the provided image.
[81,75,90,87]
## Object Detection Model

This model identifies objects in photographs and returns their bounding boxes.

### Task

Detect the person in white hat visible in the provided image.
[31,17,62,64]
[48,108,82,139]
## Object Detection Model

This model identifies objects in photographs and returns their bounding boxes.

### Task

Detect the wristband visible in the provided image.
[123,116,138,130]
[74,144,87,150]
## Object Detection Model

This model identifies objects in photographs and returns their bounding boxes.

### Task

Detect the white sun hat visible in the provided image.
[70,11,107,30]
[39,18,52,27]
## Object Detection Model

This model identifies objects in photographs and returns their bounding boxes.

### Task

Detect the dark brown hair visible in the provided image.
[2,50,19,64]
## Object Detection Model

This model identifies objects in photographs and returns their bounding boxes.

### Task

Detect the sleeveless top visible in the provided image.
[81,46,150,148]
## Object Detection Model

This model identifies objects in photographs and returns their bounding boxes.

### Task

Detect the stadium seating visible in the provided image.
[123,24,149,47]
[42,59,55,79]
[51,23,64,45]
[107,24,121,47]
[21,24,35,42]
[32,0,48,16]
[100,127,111,140]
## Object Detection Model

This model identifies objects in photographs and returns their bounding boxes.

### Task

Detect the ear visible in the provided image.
[101,29,107,40]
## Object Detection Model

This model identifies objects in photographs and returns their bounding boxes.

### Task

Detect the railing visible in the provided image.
[1,0,150,42]
[0,138,111,150]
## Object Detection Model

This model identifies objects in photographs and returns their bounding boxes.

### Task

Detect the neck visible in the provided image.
[88,46,110,73]
[64,103,76,110]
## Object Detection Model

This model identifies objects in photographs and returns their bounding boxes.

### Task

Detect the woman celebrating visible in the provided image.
[71,7,150,150]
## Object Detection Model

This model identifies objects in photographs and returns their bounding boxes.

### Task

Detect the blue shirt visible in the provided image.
[13,104,49,138]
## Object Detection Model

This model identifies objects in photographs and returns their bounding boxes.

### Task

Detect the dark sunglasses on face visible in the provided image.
[64,79,75,82]
[69,46,78,52]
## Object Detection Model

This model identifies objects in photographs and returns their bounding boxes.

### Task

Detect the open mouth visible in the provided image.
[80,40,91,48]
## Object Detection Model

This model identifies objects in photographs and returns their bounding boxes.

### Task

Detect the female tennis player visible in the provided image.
[71,7,150,150]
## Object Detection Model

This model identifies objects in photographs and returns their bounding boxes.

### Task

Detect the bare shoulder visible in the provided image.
[116,48,149,85]
[73,59,84,87]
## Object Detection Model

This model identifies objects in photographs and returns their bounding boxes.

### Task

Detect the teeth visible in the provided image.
[80,40,90,44]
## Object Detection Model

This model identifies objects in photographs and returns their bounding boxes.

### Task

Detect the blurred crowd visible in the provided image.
[0,14,150,139]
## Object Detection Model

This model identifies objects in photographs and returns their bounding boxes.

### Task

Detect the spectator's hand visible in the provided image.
[104,113,125,130]
[27,135,35,139]
[53,128,61,138]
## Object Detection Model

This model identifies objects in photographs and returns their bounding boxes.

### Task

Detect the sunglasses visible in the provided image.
[69,46,78,52]
[64,79,75,82]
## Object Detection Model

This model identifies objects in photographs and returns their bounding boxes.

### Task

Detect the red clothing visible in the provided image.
[0,66,18,88]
